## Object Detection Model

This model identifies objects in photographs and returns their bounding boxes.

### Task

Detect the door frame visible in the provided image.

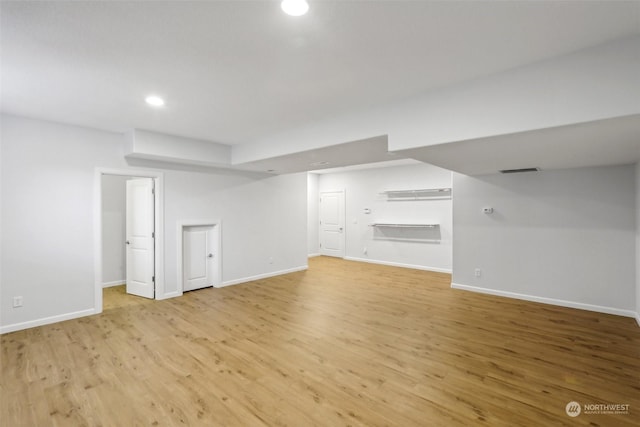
[94,168,165,314]
[319,189,346,258]
[176,219,222,294]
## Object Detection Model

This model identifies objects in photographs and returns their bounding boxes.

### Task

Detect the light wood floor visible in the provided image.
[2,257,639,426]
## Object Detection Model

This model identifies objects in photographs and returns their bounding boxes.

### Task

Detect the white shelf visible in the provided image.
[369,223,441,243]
[372,237,441,243]
[369,223,439,228]
[380,188,451,200]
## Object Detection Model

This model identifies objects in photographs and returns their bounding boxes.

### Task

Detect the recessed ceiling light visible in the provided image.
[281,0,309,16]
[145,95,165,107]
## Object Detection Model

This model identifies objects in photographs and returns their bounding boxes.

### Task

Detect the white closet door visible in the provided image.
[183,225,215,291]
[319,190,345,258]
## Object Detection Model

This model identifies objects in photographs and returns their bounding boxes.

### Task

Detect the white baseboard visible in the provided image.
[102,280,125,288]
[344,256,452,274]
[308,253,321,258]
[0,308,96,334]
[636,312,640,327]
[451,283,637,319]
[219,265,308,288]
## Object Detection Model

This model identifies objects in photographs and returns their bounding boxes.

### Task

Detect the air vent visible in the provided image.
[499,167,540,174]
[309,161,330,167]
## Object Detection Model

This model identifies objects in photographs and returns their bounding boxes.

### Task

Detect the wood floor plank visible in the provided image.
[2,256,639,426]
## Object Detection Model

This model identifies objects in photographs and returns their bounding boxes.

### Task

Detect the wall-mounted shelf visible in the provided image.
[369,223,441,243]
[369,223,439,228]
[380,188,451,201]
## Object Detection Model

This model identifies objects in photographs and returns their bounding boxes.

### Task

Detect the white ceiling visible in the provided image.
[2,0,639,148]
[399,114,640,175]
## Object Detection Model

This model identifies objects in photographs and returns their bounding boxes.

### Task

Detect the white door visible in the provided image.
[126,178,155,299]
[319,190,345,258]
[183,225,216,291]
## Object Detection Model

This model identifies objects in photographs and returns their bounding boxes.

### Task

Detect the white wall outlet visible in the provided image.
[474,268,482,278]
[268,257,274,264]
[13,296,23,308]
[363,246,368,255]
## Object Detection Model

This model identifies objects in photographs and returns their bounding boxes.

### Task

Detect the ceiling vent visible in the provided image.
[499,167,540,174]
[309,161,330,167]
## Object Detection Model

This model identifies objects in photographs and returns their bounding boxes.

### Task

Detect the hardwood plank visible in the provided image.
[2,257,639,426]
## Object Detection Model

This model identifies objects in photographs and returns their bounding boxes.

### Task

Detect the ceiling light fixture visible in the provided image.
[281,0,309,16]
[145,95,165,107]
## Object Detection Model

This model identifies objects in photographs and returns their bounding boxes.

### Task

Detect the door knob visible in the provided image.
[126,240,130,245]
[208,253,213,258]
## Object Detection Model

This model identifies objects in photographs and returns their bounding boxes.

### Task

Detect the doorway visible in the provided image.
[94,168,164,314]
[319,190,345,258]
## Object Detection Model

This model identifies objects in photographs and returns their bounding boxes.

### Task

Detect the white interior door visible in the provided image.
[183,225,216,291]
[319,190,345,258]
[126,178,155,299]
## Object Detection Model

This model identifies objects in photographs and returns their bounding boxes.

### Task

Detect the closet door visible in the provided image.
[183,225,215,291]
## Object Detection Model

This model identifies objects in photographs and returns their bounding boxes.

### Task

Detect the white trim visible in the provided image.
[0,309,96,335]
[308,253,322,258]
[102,280,124,288]
[636,312,640,327]
[344,256,452,274]
[94,168,165,315]
[220,265,308,287]
[451,283,637,318]
[176,219,222,295]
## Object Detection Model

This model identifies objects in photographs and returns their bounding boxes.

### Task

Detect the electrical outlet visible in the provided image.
[13,296,23,308]
[474,268,482,278]
[363,246,368,255]
[269,257,274,264]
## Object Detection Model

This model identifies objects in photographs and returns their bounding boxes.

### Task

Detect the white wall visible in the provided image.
[162,169,307,291]
[0,115,308,332]
[1,115,128,329]
[452,165,636,316]
[318,163,452,272]
[0,115,3,326]
[101,175,128,286]
[636,162,640,325]
[307,173,319,256]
